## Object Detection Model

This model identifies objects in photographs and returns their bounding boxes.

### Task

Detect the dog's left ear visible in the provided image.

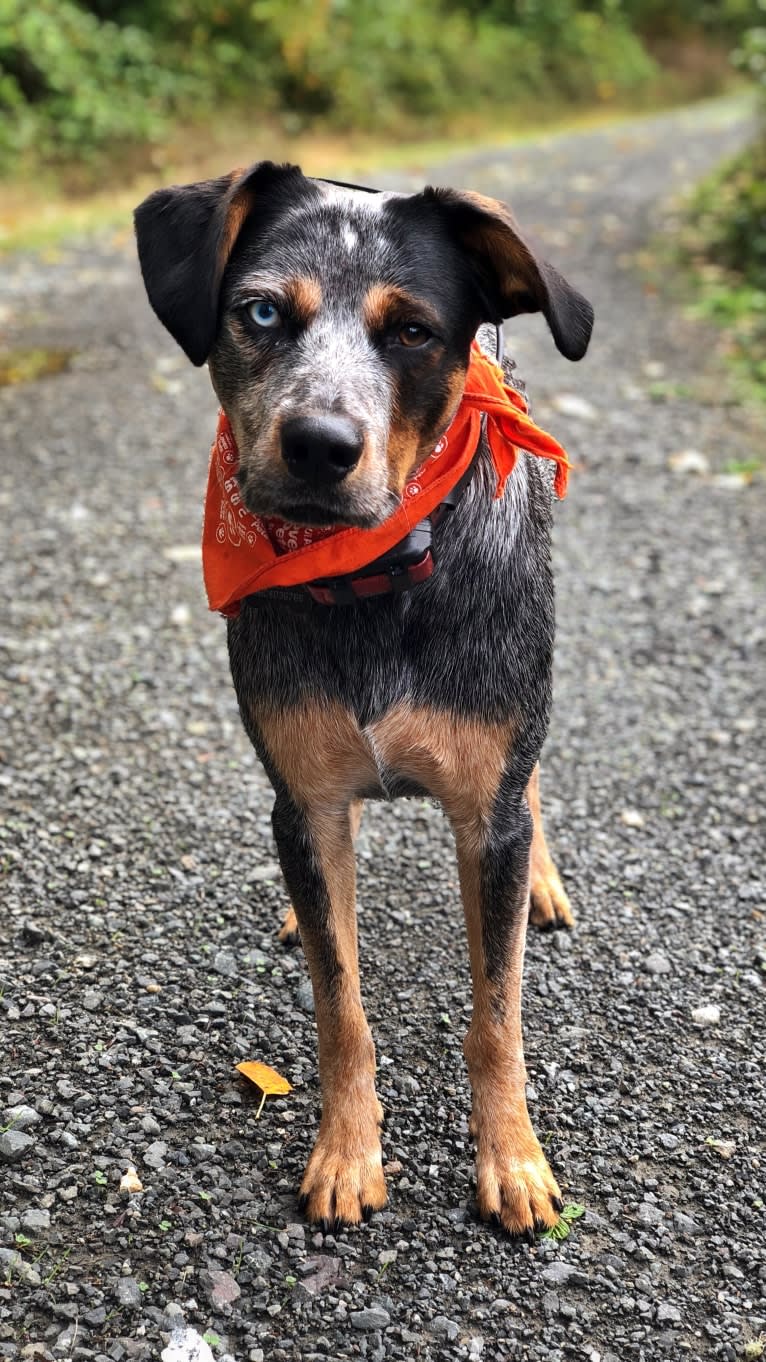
[422,187,594,361]
[134,160,306,365]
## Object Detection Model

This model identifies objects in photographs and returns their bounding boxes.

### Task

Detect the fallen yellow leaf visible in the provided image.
[236,1061,292,1118]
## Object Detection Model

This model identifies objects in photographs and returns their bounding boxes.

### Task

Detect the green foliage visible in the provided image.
[684,138,766,287]
[0,0,760,173]
[679,126,766,396]
[540,1201,586,1241]
[0,0,190,168]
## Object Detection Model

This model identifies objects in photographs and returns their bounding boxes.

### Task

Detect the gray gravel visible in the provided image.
[1,96,764,1362]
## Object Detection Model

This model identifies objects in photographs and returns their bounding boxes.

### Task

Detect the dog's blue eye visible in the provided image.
[248,300,281,328]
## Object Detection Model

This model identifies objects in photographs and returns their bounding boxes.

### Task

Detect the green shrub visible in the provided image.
[0,0,753,173]
[679,130,766,395]
[0,0,189,168]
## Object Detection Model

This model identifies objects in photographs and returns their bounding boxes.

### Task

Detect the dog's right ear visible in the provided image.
[134,161,305,366]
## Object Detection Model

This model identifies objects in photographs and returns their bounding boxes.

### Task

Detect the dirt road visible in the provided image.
[1,97,764,1362]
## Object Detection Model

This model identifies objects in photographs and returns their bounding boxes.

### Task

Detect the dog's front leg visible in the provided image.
[455,790,563,1237]
[271,793,386,1229]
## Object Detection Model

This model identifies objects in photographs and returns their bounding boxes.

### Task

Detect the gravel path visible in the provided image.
[1,97,764,1362]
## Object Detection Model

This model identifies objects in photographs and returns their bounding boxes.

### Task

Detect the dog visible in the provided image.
[134,162,593,1237]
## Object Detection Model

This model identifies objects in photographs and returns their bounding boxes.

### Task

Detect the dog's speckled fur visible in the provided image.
[134,162,593,1236]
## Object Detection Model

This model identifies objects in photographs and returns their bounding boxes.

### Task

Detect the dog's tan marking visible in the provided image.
[285,275,322,325]
[256,704,385,1225]
[526,763,574,928]
[216,184,255,285]
[362,283,441,335]
[257,702,377,810]
[448,190,538,309]
[370,704,511,834]
[385,365,467,492]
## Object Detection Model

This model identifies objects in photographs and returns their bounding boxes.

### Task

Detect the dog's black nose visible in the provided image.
[281,413,363,485]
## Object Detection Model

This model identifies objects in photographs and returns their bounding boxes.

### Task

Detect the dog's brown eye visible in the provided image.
[398,324,431,348]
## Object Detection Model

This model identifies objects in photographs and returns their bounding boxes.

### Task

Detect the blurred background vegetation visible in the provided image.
[1,0,764,393]
[0,0,761,175]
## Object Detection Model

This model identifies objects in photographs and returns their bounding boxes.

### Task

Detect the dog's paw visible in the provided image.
[299,1114,387,1229]
[528,858,574,930]
[474,1130,562,1237]
[277,906,301,947]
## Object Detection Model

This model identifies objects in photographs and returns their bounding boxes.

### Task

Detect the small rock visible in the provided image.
[295,981,314,1013]
[656,1303,682,1324]
[667,449,709,475]
[119,1168,144,1196]
[691,1004,720,1025]
[657,1133,679,1151]
[143,1141,168,1170]
[163,544,201,564]
[3,1105,41,1131]
[713,471,748,489]
[0,1130,35,1163]
[431,1316,459,1341]
[645,952,672,975]
[20,922,50,945]
[541,1261,580,1287]
[552,393,597,421]
[0,1249,41,1286]
[350,1307,391,1331]
[706,1136,736,1159]
[54,1324,81,1354]
[161,1328,215,1362]
[638,1202,664,1226]
[250,862,280,882]
[213,951,238,979]
[82,991,103,1011]
[20,1208,50,1236]
[299,1255,342,1295]
[673,1212,701,1237]
[114,1277,143,1309]
[198,1269,241,1307]
[620,809,645,829]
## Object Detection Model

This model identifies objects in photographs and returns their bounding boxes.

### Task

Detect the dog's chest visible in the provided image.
[252,695,514,816]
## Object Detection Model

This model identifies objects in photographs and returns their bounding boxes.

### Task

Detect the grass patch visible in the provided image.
[0,347,75,386]
[673,131,766,402]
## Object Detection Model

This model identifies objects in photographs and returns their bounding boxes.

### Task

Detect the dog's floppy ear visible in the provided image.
[134,160,305,365]
[422,187,593,361]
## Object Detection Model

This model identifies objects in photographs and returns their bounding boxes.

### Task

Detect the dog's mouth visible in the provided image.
[239,470,399,530]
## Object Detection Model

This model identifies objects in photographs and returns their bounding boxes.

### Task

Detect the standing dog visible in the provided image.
[134,162,593,1236]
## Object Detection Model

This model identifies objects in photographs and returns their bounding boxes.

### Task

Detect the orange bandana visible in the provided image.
[202,343,572,615]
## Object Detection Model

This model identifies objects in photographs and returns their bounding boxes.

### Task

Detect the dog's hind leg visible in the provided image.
[526,763,574,930]
[278,799,364,947]
[452,769,563,1237]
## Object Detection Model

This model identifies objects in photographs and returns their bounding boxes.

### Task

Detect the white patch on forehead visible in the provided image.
[342,225,358,252]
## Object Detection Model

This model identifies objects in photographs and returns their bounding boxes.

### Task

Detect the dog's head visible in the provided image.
[135,161,593,528]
